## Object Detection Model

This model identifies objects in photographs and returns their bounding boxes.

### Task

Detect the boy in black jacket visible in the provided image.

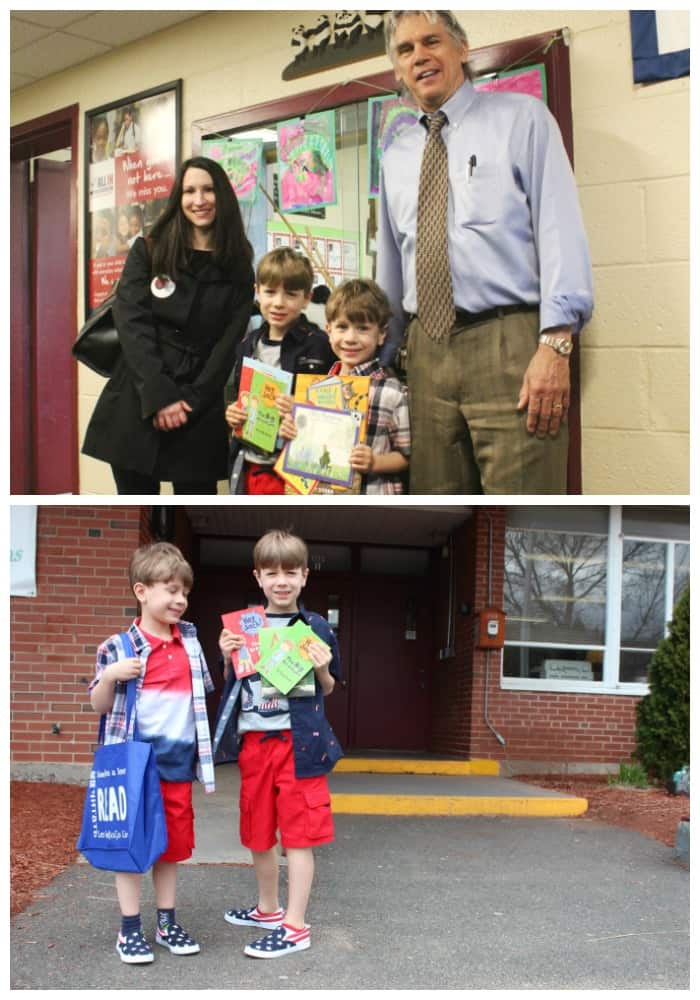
[225,248,334,493]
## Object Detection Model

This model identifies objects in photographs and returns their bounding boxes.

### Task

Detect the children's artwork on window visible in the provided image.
[367,95,421,199]
[474,63,547,102]
[367,65,547,199]
[202,136,264,205]
[277,111,338,213]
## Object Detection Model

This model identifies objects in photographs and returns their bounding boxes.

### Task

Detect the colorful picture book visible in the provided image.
[255,621,330,696]
[220,605,268,680]
[281,402,358,487]
[275,373,370,494]
[236,358,293,453]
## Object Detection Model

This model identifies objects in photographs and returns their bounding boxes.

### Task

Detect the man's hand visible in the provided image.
[154,400,192,431]
[517,332,572,437]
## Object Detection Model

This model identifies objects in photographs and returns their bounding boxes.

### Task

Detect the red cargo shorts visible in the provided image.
[238,731,334,851]
[158,779,195,863]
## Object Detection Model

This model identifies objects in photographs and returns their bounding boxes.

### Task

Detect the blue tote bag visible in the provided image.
[77,633,167,872]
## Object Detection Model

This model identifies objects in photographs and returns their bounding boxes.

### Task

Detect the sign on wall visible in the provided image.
[283,11,387,80]
[84,80,181,314]
[10,506,37,597]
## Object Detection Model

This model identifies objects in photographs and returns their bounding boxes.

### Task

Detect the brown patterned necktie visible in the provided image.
[415,111,455,342]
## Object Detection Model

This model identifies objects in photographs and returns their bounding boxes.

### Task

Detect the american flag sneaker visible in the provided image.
[244,922,311,958]
[224,905,285,929]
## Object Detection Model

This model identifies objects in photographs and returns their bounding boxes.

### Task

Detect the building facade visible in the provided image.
[10,10,690,495]
[10,504,689,780]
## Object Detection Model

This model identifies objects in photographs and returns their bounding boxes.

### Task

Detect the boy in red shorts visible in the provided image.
[89,542,215,964]
[215,529,343,957]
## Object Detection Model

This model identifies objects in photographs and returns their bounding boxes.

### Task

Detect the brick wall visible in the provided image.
[433,507,641,771]
[10,506,144,770]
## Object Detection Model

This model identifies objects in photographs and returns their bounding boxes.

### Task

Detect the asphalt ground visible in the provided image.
[10,771,690,991]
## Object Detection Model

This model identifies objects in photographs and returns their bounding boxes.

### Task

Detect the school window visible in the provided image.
[501,507,689,694]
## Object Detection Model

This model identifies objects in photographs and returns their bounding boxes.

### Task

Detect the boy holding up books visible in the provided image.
[215,529,343,958]
[225,248,335,494]
[282,278,411,494]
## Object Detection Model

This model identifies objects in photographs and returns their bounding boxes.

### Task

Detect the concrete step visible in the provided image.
[328,770,588,818]
[334,756,500,776]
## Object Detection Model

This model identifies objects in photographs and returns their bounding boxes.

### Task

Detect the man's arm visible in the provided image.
[517,102,593,435]
[375,163,407,365]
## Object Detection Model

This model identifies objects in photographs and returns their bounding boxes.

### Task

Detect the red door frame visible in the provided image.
[10,104,80,494]
[191,28,582,494]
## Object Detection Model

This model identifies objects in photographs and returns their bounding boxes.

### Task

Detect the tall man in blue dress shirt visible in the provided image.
[377,11,594,494]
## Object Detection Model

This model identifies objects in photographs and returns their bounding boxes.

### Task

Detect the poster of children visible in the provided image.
[277,111,337,212]
[85,83,180,312]
[202,136,263,205]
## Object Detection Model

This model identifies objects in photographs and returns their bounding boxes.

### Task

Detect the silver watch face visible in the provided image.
[541,335,573,356]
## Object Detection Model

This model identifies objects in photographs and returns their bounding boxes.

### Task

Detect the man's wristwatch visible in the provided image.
[539,333,574,357]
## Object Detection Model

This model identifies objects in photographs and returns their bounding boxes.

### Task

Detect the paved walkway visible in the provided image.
[10,764,690,989]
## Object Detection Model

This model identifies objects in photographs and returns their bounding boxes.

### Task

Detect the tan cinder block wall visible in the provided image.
[11,10,689,495]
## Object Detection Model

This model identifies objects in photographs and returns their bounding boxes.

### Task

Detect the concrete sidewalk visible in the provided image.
[11,762,690,989]
[11,810,689,989]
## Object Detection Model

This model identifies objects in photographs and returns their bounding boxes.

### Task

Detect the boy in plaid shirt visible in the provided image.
[282,278,411,494]
[89,542,215,965]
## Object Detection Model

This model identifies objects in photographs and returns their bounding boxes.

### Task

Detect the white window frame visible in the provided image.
[501,506,689,696]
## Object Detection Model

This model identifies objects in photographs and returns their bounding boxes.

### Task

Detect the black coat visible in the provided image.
[82,237,254,481]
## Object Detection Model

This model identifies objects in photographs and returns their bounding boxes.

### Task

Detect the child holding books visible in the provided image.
[281,278,411,494]
[88,542,215,964]
[215,529,343,958]
[225,248,335,494]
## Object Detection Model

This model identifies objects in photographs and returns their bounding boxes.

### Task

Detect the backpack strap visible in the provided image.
[96,631,140,744]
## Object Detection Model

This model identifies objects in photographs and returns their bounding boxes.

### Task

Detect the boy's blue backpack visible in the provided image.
[76,633,167,872]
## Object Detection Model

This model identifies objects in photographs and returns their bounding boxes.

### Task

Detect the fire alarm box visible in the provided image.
[477,608,505,649]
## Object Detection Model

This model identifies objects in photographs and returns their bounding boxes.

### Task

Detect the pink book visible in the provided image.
[220,605,268,680]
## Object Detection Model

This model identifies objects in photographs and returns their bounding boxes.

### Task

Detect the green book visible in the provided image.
[256,620,329,696]
[241,362,293,453]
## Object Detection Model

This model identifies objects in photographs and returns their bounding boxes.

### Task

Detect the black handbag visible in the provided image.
[72,292,121,378]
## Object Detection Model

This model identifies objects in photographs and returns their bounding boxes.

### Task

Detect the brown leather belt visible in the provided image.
[409,304,539,328]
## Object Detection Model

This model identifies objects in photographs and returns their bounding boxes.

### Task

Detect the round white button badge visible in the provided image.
[151,275,176,298]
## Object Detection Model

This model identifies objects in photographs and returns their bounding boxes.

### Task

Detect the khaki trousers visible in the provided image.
[405,311,568,495]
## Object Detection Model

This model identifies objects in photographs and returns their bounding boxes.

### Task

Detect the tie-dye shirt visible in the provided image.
[138,626,196,781]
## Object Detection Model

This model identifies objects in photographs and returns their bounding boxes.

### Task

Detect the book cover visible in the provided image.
[281,402,359,488]
[272,454,319,496]
[235,358,293,451]
[292,373,371,494]
[256,621,330,695]
[220,605,268,680]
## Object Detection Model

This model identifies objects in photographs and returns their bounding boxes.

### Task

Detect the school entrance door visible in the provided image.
[192,543,434,755]
[302,558,432,753]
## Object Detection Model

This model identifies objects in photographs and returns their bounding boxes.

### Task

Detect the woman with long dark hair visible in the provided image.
[83,156,254,494]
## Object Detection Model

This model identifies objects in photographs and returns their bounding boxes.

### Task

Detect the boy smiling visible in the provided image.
[216,529,342,958]
[282,278,411,494]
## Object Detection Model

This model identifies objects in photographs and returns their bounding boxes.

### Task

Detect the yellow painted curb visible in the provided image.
[334,758,500,776]
[330,794,589,817]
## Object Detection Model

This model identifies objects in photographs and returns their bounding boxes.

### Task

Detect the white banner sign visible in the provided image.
[10,506,37,597]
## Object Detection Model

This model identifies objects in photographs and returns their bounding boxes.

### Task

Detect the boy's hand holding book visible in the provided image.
[225,401,247,430]
[218,628,245,678]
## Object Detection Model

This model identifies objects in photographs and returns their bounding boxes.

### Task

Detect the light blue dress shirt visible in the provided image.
[376,79,594,358]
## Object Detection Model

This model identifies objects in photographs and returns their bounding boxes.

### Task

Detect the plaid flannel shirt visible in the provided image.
[88,620,216,793]
[329,358,411,495]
